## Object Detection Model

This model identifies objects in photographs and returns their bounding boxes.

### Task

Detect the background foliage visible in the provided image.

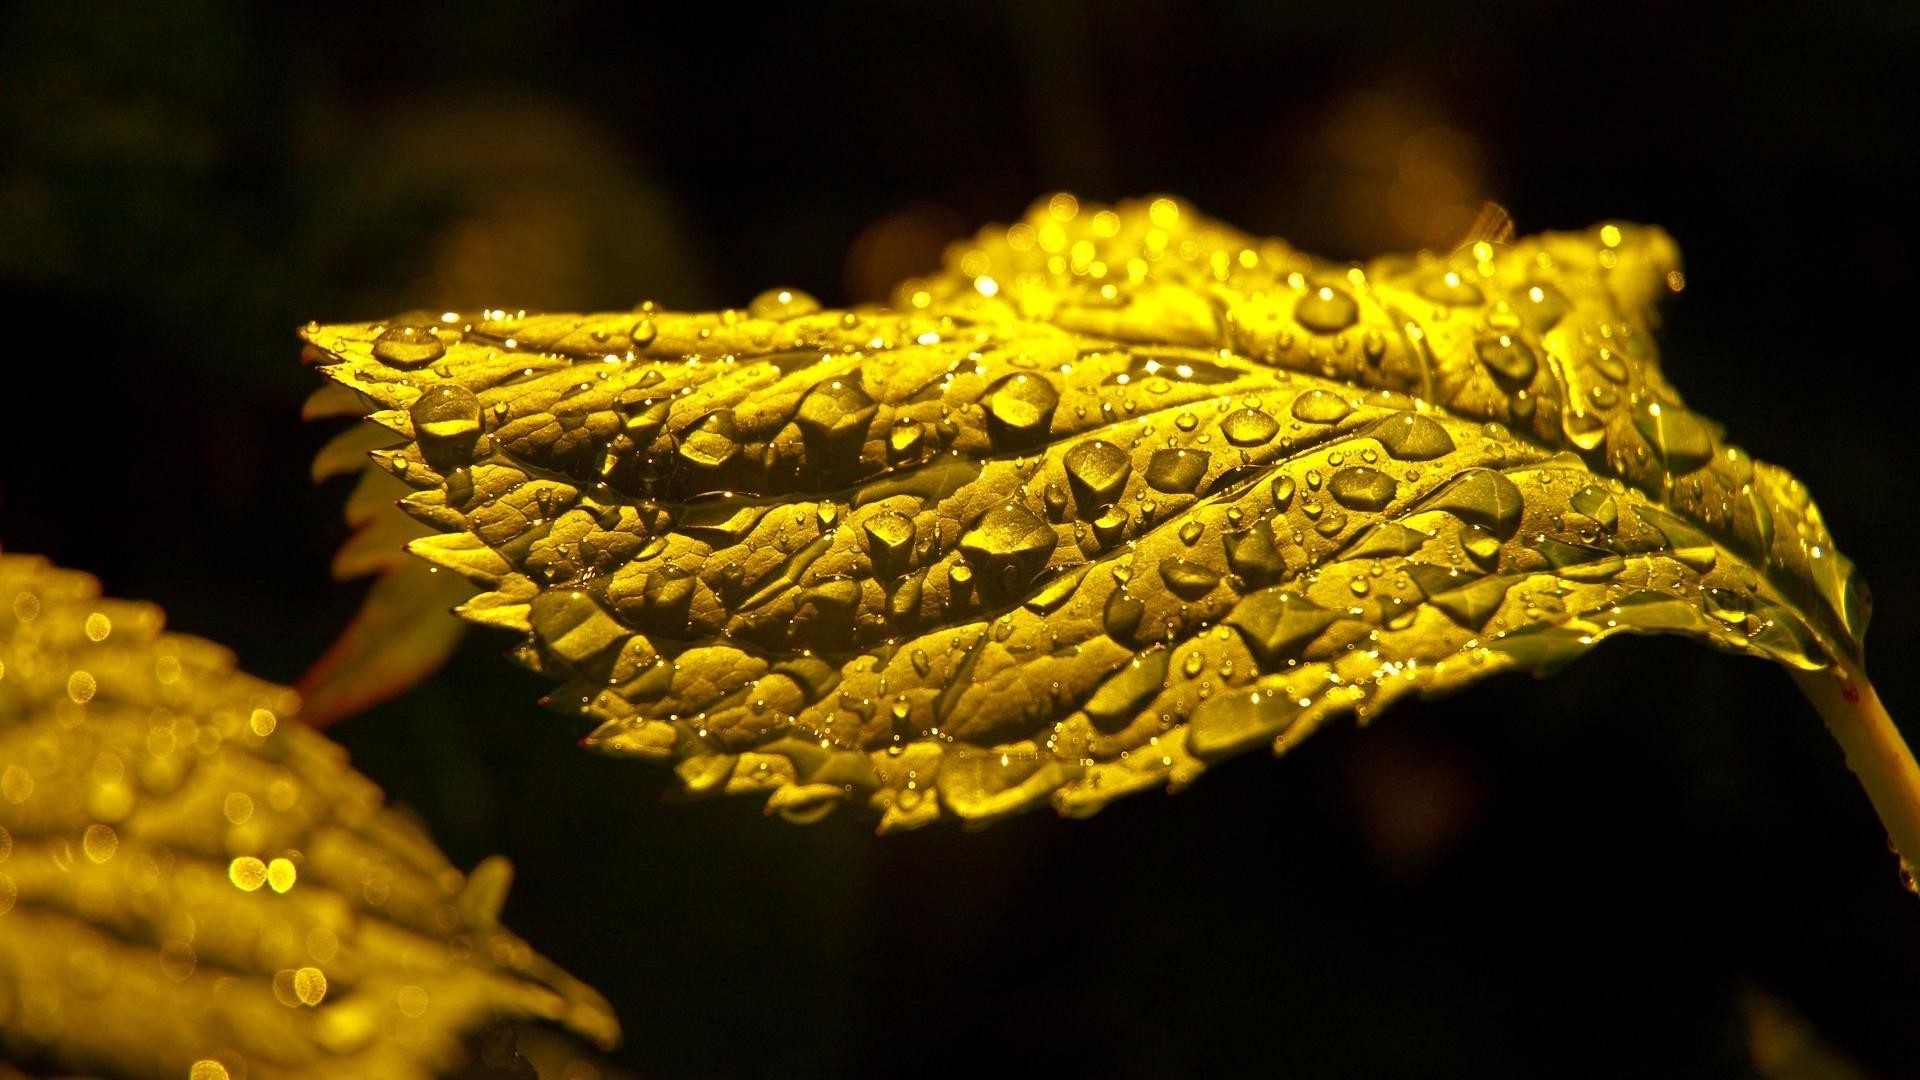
[2,2,1916,1075]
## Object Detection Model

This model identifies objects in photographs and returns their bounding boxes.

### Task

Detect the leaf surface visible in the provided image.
[300,196,1869,831]
[0,553,616,1077]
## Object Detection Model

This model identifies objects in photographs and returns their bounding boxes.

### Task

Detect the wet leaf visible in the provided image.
[300,196,1868,832]
[299,383,476,728]
[0,553,617,1077]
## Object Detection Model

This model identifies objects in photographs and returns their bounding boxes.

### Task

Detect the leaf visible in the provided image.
[0,553,617,1077]
[299,381,476,728]
[298,195,1879,836]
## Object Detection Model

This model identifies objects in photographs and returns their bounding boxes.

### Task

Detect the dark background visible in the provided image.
[4,2,1917,1076]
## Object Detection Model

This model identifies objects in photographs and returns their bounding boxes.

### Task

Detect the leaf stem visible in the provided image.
[1793,661,1920,892]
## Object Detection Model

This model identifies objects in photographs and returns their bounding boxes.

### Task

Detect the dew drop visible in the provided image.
[1295,285,1359,334]
[372,324,445,368]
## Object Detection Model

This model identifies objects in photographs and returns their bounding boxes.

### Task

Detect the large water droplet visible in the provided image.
[1327,466,1399,511]
[863,511,917,577]
[1290,390,1352,424]
[797,378,875,437]
[888,418,924,461]
[1631,399,1715,474]
[410,385,482,447]
[1103,588,1146,641]
[959,501,1058,600]
[1294,285,1359,334]
[1475,334,1537,388]
[1369,414,1455,460]
[1063,440,1132,508]
[1222,520,1288,586]
[678,411,742,469]
[1189,690,1302,759]
[984,373,1060,448]
[1343,522,1430,559]
[1083,647,1170,731]
[1457,523,1502,569]
[1569,484,1618,530]
[1224,590,1341,667]
[748,288,822,320]
[1159,558,1222,600]
[1635,506,1718,573]
[373,325,445,368]
[1144,448,1210,494]
[1221,407,1280,446]
[1518,283,1570,332]
[1419,469,1525,538]
[1418,272,1484,305]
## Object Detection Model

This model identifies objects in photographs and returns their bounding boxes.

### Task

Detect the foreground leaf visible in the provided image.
[298,196,1911,864]
[300,383,476,728]
[0,553,616,1078]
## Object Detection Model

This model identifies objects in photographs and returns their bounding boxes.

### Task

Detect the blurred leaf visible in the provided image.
[299,385,476,729]
[0,553,617,1078]
[299,195,1868,832]
[1743,987,1868,1080]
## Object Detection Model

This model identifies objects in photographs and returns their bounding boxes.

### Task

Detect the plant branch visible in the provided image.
[1794,660,1920,893]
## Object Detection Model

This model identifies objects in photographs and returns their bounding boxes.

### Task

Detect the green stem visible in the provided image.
[1793,660,1920,892]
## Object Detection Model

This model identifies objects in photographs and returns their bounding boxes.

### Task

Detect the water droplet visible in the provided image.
[630,318,658,347]
[1084,647,1171,730]
[984,373,1060,447]
[795,378,877,445]
[1091,504,1129,547]
[888,418,924,461]
[1519,283,1570,332]
[1295,285,1359,334]
[1569,485,1618,530]
[862,511,917,577]
[1159,558,1222,599]
[1635,505,1719,572]
[1475,334,1538,388]
[1419,469,1525,538]
[1179,520,1204,546]
[1632,399,1715,474]
[1221,408,1280,446]
[372,324,444,368]
[1144,448,1210,494]
[1342,523,1429,559]
[1369,414,1455,460]
[1103,588,1146,641]
[410,385,482,449]
[1327,467,1399,511]
[1222,520,1288,586]
[1224,591,1341,667]
[1458,523,1503,569]
[1064,440,1132,508]
[748,287,822,320]
[1271,476,1296,510]
[1290,390,1352,424]
[678,411,741,469]
[1189,689,1303,759]
[959,501,1058,600]
[1418,272,1484,305]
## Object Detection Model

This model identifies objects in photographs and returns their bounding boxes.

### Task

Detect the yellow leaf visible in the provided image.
[298,196,1911,869]
[0,553,617,1077]
[299,380,477,729]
